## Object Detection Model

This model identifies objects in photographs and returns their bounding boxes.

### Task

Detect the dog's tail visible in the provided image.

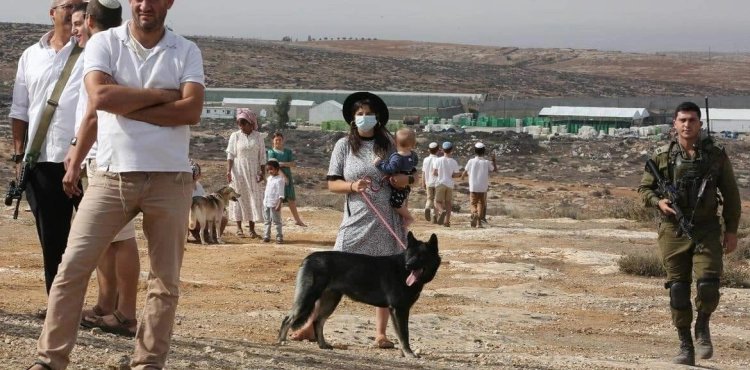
[289,260,321,330]
[188,204,200,230]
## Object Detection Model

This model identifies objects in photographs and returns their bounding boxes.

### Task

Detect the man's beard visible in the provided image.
[133,14,166,32]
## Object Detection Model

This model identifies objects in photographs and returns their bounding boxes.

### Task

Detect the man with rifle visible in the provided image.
[638,101,741,366]
[8,0,84,305]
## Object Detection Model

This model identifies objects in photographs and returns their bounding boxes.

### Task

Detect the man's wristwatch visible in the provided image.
[70,137,78,146]
[11,153,23,164]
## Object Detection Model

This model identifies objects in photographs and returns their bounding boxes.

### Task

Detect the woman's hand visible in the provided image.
[351,178,372,193]
[226,171,232,183]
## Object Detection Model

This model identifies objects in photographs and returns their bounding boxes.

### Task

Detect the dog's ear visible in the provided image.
[428,233,438,252]
[406,231,417,247]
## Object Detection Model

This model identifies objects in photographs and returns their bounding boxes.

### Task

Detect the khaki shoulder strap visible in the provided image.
[25,43,83,167]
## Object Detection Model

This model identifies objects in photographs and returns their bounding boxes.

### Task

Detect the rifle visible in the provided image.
[4,163,27,219]
[645,158,693,240]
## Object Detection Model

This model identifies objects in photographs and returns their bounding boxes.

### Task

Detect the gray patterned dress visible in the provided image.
[327,136,406,256]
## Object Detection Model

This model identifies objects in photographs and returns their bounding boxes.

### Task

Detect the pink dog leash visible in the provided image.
[359,176,407,250]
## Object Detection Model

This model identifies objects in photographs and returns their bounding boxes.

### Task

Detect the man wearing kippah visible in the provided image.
[461,142,497,228]
[421,142,440,223]
[432,141,461,227]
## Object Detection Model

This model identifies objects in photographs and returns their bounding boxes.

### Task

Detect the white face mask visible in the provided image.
[354,115,378,131]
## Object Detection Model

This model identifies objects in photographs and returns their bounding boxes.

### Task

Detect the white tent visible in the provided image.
[700,109,750,133]
[539,106,650,120]
[309,100,344,126]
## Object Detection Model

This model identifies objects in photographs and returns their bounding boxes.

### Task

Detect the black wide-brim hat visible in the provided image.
[342,92,389,125]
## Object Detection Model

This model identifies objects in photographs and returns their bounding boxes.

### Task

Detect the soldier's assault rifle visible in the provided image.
[645,158,693,240]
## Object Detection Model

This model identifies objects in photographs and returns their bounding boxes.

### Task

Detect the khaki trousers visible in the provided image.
[470,192,487,217]
[37,170,192,370]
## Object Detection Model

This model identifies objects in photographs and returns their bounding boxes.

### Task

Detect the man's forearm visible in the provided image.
[124,94,203,127]
[69,114,98,167]
[11,119,28,153]
[89,85,180,116]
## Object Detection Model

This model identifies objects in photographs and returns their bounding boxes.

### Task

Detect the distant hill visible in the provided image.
[1,22,749,105]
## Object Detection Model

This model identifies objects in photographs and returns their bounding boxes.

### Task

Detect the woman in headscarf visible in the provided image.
[226,108,266,238]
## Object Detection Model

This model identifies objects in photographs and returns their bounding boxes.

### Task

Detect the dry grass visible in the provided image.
[605,198,656,223]
[618,252,666,278]
[618,243,750,289]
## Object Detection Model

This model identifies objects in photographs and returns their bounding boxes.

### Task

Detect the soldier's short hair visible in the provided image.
[674,102,701,120]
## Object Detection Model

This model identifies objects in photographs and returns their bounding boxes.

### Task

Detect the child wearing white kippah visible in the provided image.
[421,142,440,223]
[460,142,497,228]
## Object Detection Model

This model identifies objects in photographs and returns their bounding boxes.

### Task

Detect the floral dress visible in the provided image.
[226,130,266,222]
[327,136,405,256]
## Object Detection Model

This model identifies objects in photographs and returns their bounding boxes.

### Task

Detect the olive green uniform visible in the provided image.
[638,139,741,328]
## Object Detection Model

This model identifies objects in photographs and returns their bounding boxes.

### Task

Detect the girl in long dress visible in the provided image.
[226,108,266,238]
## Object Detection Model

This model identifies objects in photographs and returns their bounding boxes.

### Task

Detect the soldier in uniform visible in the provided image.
[638,101,741,366]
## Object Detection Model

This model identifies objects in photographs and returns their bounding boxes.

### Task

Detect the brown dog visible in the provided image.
[188,186,240,244]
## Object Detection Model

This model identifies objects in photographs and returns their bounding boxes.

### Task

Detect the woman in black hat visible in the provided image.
[288,92,415,349]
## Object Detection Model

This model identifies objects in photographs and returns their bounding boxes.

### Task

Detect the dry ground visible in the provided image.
[1,143,750,369]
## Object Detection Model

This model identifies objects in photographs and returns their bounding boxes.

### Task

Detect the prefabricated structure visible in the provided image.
[205,88,483,120]
[309,100,344,126]
[539,106,649,134]
[700,109,750,133]
[222,98,315,121]
[201,106,235,120]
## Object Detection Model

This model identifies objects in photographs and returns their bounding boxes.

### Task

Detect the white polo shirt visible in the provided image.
[9,32,83,164]
[464,156,493,192]
[421,154,438,187]
[83,22,205,173]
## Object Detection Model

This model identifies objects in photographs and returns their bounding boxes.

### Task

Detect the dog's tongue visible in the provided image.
[406,269,423,286]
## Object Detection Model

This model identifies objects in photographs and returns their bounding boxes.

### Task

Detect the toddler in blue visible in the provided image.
[373,128,419,228]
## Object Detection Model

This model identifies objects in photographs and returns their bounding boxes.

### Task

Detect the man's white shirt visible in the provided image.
[9,32,83,163]
[83,22,205,173]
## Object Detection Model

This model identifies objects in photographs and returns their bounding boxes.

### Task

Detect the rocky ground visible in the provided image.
[1,123,750,369]
[2,23,750,98]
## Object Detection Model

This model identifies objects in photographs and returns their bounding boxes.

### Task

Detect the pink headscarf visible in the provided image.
[236,108,258,130]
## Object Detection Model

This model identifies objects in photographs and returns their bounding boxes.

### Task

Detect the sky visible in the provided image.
[3,0,749,53]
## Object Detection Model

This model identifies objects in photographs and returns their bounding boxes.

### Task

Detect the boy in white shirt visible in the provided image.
[263,159,285,244]
[461,142,497,228]
[432,141,461,227]
[421,142,439,223]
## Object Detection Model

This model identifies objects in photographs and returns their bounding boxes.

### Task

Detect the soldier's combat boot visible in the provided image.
[673,327,695,365]
[695,311,713,359]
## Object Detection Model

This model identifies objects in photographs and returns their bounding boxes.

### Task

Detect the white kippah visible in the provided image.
[428,142,438,149]
[99,0,121,9]
[475,142,485,149]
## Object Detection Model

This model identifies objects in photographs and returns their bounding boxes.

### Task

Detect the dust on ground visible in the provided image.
[1,125,750,369]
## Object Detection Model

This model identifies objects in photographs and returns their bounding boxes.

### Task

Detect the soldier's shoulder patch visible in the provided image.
[654,144,671,155]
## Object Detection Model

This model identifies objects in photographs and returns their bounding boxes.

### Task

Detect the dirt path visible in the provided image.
[1,202,749,369]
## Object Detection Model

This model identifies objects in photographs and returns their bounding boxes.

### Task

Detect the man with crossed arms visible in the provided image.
[31,0,205,369]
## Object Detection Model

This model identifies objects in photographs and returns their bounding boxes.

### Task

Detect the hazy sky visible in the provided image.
[3,0,749,52]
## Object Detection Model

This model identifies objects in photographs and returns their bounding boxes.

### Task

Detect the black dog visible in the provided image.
[278,232,440,358]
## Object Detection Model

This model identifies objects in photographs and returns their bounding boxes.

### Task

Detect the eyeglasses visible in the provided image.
[52,3,75,11]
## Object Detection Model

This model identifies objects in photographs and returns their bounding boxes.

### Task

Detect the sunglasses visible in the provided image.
[52,3,76,11]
